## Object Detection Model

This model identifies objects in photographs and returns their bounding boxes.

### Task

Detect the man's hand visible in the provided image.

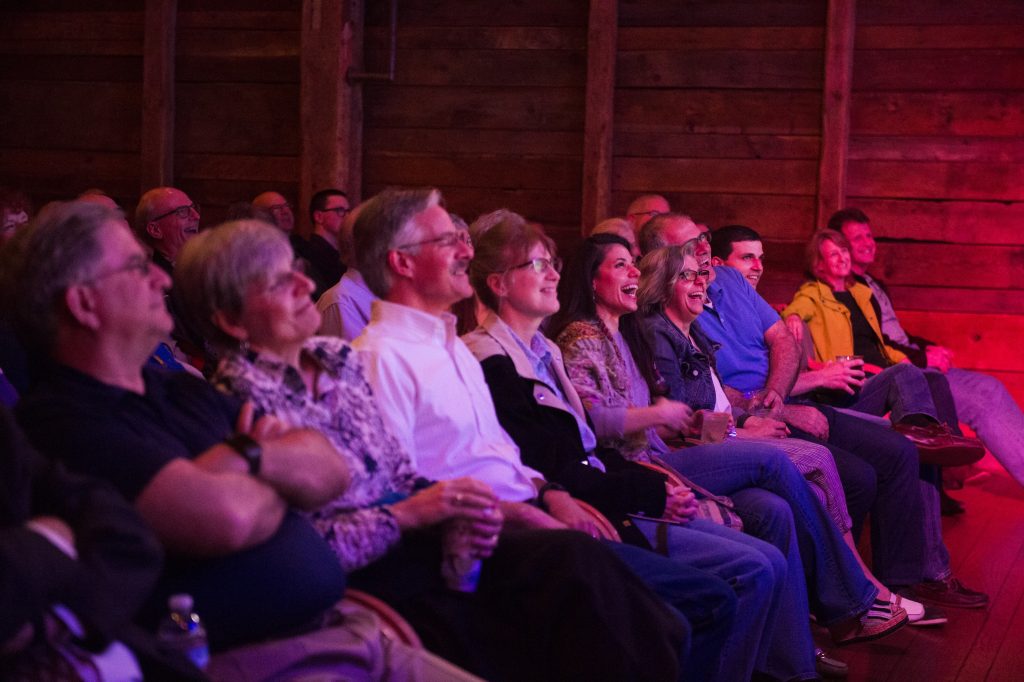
[749,388,784,414]
[926,345,954,373]
[781,404,830,440]
[500,501,566,531]
[662,482,699,523]
[739,416,790,439]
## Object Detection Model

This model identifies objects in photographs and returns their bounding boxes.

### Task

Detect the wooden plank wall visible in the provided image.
[174,0,300,228]
[0,2,145,209]
[845,0,1024,402]
[361,0,588,251]
[0,0,301,227]
[612,0,826,270]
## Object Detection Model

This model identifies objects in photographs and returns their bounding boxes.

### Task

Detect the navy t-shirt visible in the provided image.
[17,365,345,650]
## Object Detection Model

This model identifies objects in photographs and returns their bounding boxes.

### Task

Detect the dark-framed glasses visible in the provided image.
[507,257,562,274]
[395,230,473,251]
[151,202,200,222]
[678,268,711,283]
[319,206,351,217]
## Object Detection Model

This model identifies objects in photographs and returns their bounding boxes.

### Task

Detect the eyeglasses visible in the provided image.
[506,257,562,274]
[686,232,710,245]
[83,253,153,284]
[318,206,350,217]
[395,230,473,251]
[678,269,711,283]
[628,210,663,219]
[150,202,200,222]
[267,203,292,213]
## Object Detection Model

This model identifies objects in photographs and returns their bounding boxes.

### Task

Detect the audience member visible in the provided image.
[301,188,349,298]
[0,187,31,245]
[0,405,196,679]
[2,201,361,656]
[626,193,670,232]
[591,217,641,260]
[831,208,1024,488]
[782,229,984,465]
[252,190,295,234]
[349,187,708,681]
[316,202,377,340]
[134,187,200,273]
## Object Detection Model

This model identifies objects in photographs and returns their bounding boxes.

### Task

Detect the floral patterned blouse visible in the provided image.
[213,336,421,572]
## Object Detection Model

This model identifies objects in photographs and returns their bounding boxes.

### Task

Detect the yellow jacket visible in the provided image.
[781,280,906,365]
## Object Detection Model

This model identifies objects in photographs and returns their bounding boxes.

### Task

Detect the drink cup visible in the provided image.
[698,409,731,443]
[441,519,482,592]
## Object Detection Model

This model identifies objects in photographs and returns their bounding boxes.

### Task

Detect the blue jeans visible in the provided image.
[660,441,876,681]
[791,404,931,585]
[849,363,939,423]
[632,518,781,682]
[602,539,736,682]
[939,367,1024,486]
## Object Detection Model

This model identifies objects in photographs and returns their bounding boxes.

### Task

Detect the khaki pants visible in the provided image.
[208,600,483,682]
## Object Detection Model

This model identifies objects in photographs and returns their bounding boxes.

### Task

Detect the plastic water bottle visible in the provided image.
[156,593,210,670]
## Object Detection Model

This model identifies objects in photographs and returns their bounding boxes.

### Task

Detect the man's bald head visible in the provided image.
[626,194,670,231]
[252,191,295,233]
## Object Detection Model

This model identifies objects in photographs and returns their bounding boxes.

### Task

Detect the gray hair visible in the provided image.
[0,200,123,353]
[353,187,441,298]
[173,219,291,350]
[637,241,697,315]
[638,212,696,255]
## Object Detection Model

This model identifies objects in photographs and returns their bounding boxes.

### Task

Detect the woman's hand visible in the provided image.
[651,397,696,434]
[389,477,500,532]
[542,490,603,539]
[662,482,699,523]
[785,314,804,343]
[738,416,790,439]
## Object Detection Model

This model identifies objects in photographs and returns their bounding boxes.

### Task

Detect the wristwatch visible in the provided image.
[224,433,262,475]
[537,481,567,510]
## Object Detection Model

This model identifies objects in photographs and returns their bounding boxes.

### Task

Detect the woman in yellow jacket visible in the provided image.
[781,229,982,467]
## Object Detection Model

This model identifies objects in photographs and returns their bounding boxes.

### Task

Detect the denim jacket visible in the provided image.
[642,311,722,411]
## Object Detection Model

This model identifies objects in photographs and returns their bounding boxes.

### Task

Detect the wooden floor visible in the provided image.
[811,455,1024,682]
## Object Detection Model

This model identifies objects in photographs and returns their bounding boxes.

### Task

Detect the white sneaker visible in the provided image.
[891,593,947,626]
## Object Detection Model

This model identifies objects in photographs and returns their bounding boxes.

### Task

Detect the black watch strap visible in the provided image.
[224,433,262,475]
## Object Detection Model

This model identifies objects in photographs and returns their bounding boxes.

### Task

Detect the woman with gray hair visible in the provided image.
[172,219,692,682]
[637,243,937,628]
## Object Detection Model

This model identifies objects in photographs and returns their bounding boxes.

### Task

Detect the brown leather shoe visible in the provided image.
[907,577,988,609]
[893,422,986,467]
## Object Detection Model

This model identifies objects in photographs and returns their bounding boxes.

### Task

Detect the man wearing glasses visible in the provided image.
[299,188,350,299]
[252,191,296,234]
[134,187,201,274]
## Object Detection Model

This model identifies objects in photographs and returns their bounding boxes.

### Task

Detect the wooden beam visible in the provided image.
[300,0,361,237]
[816,0,855,228]
[141,0,176,190]
[580,0,617,234]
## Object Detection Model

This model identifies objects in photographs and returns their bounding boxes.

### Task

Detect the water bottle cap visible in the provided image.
[168,593,194,612]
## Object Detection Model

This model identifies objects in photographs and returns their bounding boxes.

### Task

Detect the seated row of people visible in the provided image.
[0,185,1004,680]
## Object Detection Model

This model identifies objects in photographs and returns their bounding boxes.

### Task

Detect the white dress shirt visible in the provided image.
[353,300,542,501]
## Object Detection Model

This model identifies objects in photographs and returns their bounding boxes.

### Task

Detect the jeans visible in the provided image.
[633,518,781,682]
[602,540,737,682]
[660,441,876,681]
[939,367,1024,486]
[790,403,931,585]
[849,363,939,423]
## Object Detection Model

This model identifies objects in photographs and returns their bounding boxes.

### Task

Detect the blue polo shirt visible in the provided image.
[695,265,780,394]
[17,365,346,651]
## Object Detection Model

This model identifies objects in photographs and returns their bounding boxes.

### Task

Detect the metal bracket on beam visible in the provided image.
[347,0,396,83]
